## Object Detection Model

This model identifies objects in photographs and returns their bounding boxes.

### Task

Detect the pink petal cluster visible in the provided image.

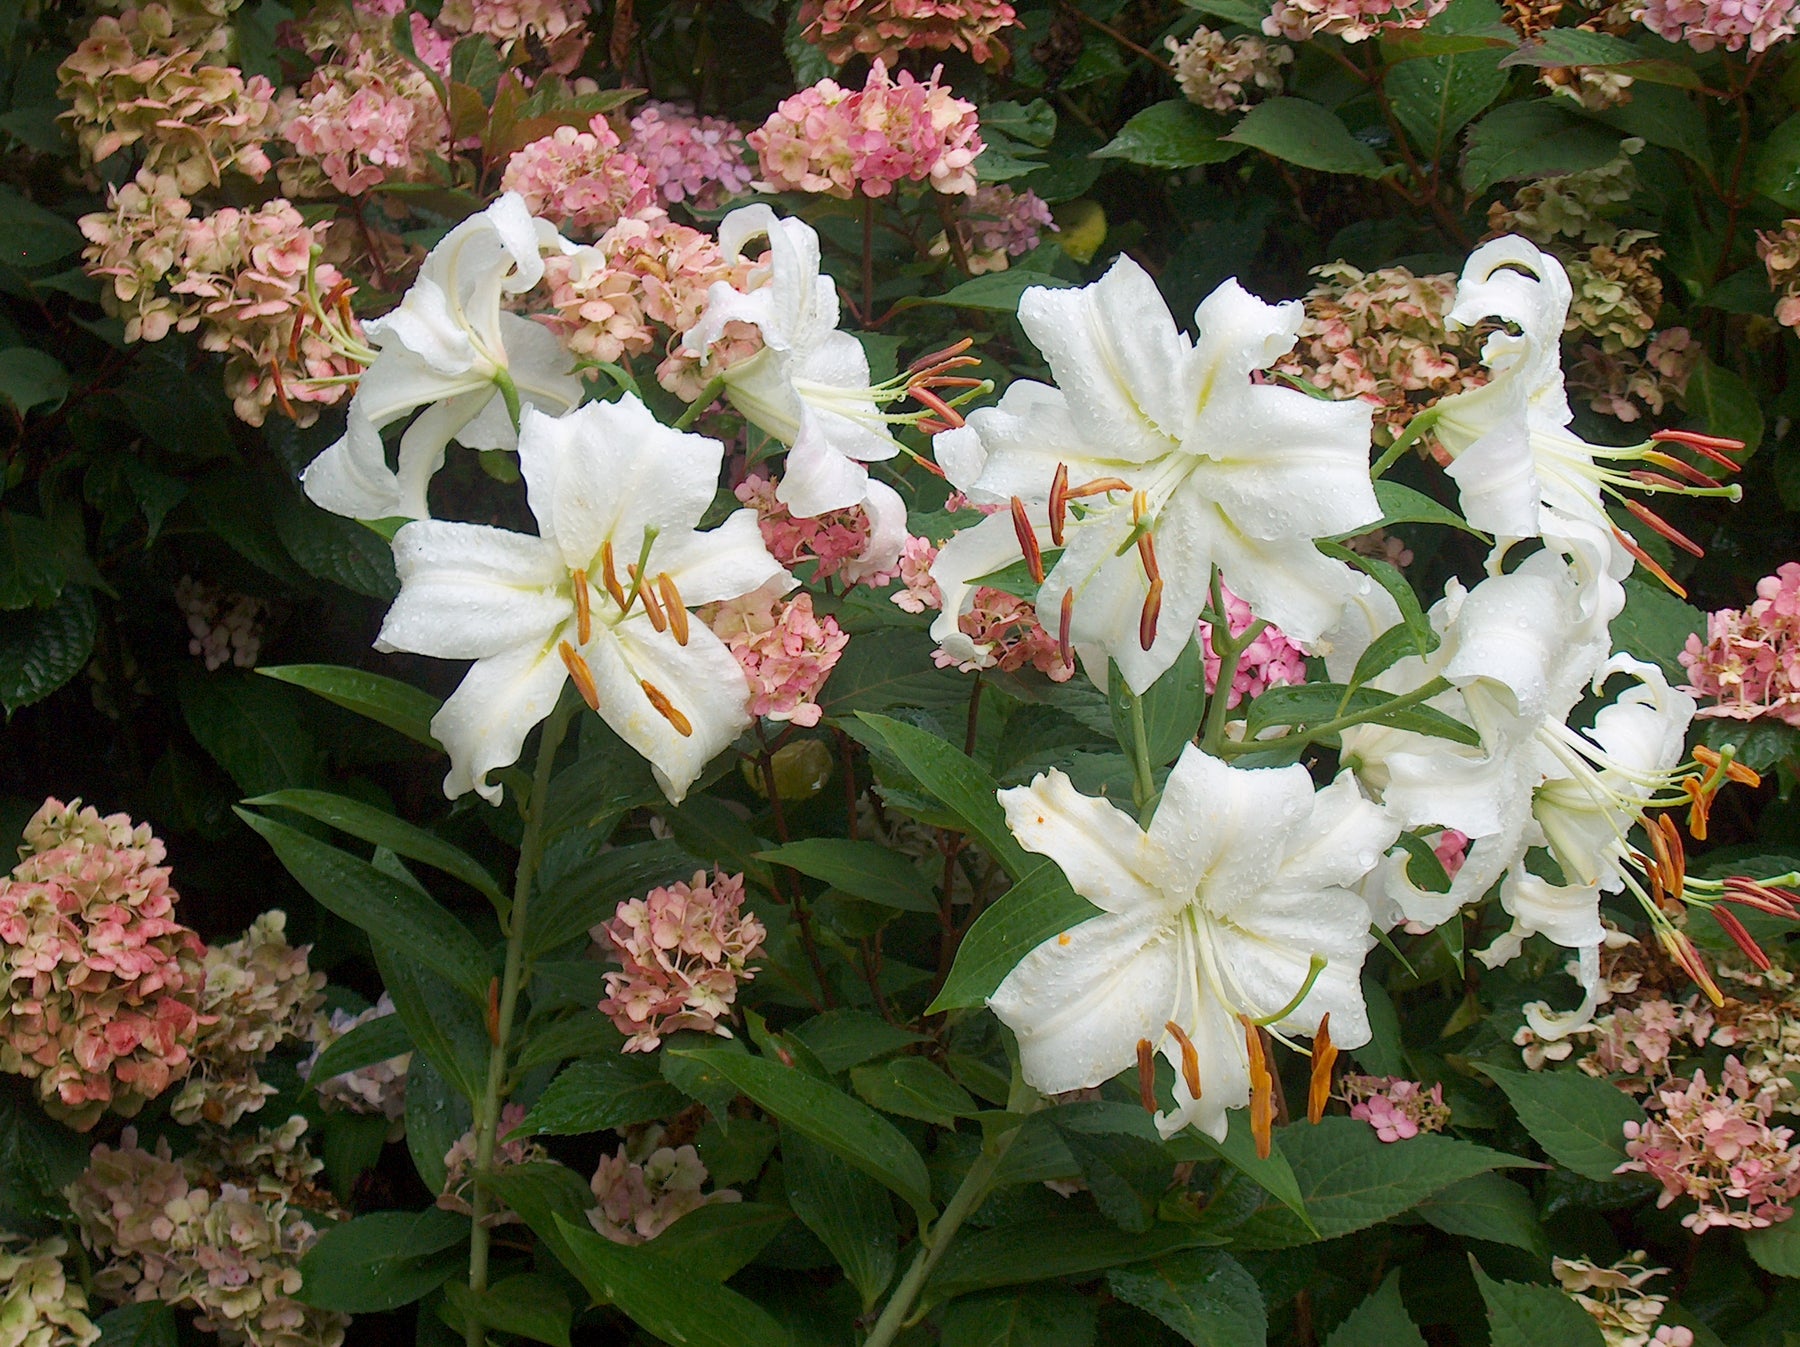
[438,1104,546,1224]
[594,870,766,1052]
[1340,1074,1450,1142]
[734,473,892,586]
[500,116,658,239]
[1165,25,1292,113]
[0,799,207,1131]
[893,534,1074,681]
[751,62,983,200]
[587,1135,740,1243]
[279,42,451,197]
[796,0,1020,67]
[1270,261,1483,436]
[57,5,277,193]
[176,576,268,670]
[300,993,411,1123]
[1633,0,1799,52]
[1263,0,1450,41]
[1620,1057,1800,1231]
[1679,562,1800,724]
[625,102,755,211]
[1199,582,1307,709]
[1432,827,1470,879]
[1554,1253,1695,1347]
[703,586,849,727]
[1344,525,1414,569]
[1568,328,1698,423]
[170,912,325,1129]
[935,184,1056,275]
[1758,219,1800,329]
[68,1118,348,1347]
[437,0,591,73]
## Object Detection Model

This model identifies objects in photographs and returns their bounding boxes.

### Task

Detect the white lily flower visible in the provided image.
[987,744,1396,1141]
[375,396,788,805]
[928,256,1381,695]
[681,205,904,574]
[303,193,584,521]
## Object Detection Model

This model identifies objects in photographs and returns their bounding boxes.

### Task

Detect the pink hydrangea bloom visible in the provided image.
[734,473,893,586]
[438,1104,547,1224]
[500,116,658,238]
[1568,328,1698,423]
[594,870,766,1052]
[1343,525,1413,569]
[1634,0,1799,52]
[1263,0,1450,42]
[1620,1057,1800,1231]
[588,1137,739,1243]
[935,184,1056,275]
[1165,25,1291,113]
[1679,562,1800,724]
[176,576,267,669]
[704,586,849,727]
[893,534,1074,681]
[752,61,983,200]
[625,102,755,211]
[1341,1074,1451,1142]
[1432,828,1469,879]
[1554,1253,1695,1347]
[1198,583,1307,709]
[0,799,207,1130]
[437,0,591,71]
[797,0,1020,66]
[1759,220,1800,329]
[279,43,451,196]
[300,993,411,1123]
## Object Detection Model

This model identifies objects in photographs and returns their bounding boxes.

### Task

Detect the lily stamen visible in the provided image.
[600,540,629,613]
[1059,589,1075,669]
[658,574,689,646]
[910,385,966,430]
[1611,525,1687,598]
[908,336,975,374]
[1623,500,1704,557]
[1241,1016,1274,1160]
[1251,954,1329,1027]
[1650,428,1746,473]
[1657,926,1724,1007]
[640,680,693,736]
[1308,1013,1336,1125]
[1164,1020,1203,1100]
[1694,744,1761,787]
[1136,1037,1157,1115]
[1065,476,1132,499]
[632,566,669,633]
[621,527,660,614]
[559,641,601,712]
[1712,905,1773,971]
[1011,497,1045,585]
[1139,577,1163,652]
[571,570,592,645]
[1049,462,1069,547]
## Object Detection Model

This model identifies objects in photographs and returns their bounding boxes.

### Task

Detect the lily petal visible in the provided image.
[430,637,569,804]
[377,520,569,659]
[998,769,1166,916]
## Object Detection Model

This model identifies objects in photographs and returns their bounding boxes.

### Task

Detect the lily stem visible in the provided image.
[1201,617,1265,757]
[463,692,576,1344]
[1215,676,1451,759]
[1126,686,1157,824]
[673,375,727,430]
[1370,407,1437,481]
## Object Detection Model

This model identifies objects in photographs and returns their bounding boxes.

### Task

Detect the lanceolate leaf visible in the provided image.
[248,789,503,904]
[756,838,938,912]
[295,1208,468,1313]
[257,663,442,748]
[301,1010,412,1088]
[783,1133,900,1312]
[928,861,1098,1013]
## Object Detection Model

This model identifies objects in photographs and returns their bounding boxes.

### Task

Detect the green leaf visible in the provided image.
[1244,681,1480,747]
[1686,357,1764,456]
[271,493,400,600]
[0,585,96,716]
[1350,624,1440,695]
[1170,1111,1315,1233]
[928,860,1099,1012]
[816,628,968,718]
[483,1161,595,1273]
[1593,82,1712,169]
[94,1303,179,1347]
[1608,576,1704,683]
[926,1213,1226,1300]
[1747,1218,1800,1276]
[912,269,1080,314]
[1416,1172,1548,1256]
[1387,48,1509,158]
[0,186,84,267]
[789,1008,925,1073]
[1225,99,1384,177]
[1390,832,1453,894]
[1093,100,1242,168]
[1106,1250,1266,1347]
[179,669,317,796]
[851,1056,980,1127]
[249,789,503,904]
[1462,101,1624,193]
[529,839,697,958]
[373,941,489,1101]
[257,664,442,749]
[238,809,493,1004]
[1478,1064,1646,1182]
[1471,1258,1606,1347]
[441,1275,571,1347]
[295,1208,468,1312]
[672,1047,935,1217]
[1500,28,1663,67]
[938,1285,1097,1347]
[0,511,65,609]
[0,349,68,416]
[1361,479,1487,538]
[552,1216,790,1347]
[1324,1273,1426,1347]
[1111,640,1204,767]
[1318,542,1436,658]
[756,838,938,912]
[1753,113,1800,209]
[646,1202,790,1281]
[303,1010,412,1088]
[519,1056,687,1136]
[404,1055,469,1193]
[784,1133,899,1312]
[1230,1117,1532,1247]
[1696,719,1800,773]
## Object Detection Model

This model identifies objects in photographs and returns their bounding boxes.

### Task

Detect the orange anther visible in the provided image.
[1049,462,1069,547]
[632,566,669,633]
[1136,527,1161,584]
[1242,1016,1274,1160]
[908,336,974,373]
[1642,451,1723,488]
[1612,525,1688,599]
[1164,1020,1203,1101]
[911,384,965,430]
[1011,496,1045,586]
[1139,577,1164,652]
[1065,476,1132,499]
[1308,1014,1337,1125]
[640,680,692,736]
[1136,1037,1158,1115]
[559,641,601,711]
[571,569,592,645]
[1695,744,1761,788]
[600,539,629,612]
[1682,775,1712,841]
[1624,500,1704,558]
[1712,905,1773,971]
[658,573,688,646]
[1059,588,1075,670]
[1658,927,1723,1007]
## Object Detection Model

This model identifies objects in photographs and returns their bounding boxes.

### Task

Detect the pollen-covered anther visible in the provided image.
[1065,476,1132,499]
[631,566,669,633]
[640,680,693,736]
[910,385,965,431]
[1049,462,1069,547]
[1657,926,1723,1007]
[1164,1020,1202,1100]
[1308,1013,1337,1125]
[1611,525,1687,599]
[908,336,975,375]
[572,569,593,644]
[600,540,629,613]
[1136,1037,1157,1115]
[1059,588,1075,669]
[559,641,601,711]
[1694,744,1761,788]
[1722,877,1800,918]
[1011,496,1045,585]
[1136,526,1161,584]
[1241,1015,1274,1160]
[1641,451,1726,488]
[1650,813,1686,900]
[1649,427,1746,473]
[1624,500,1705,558]
[657,574,688,646]
[1681,773,1713,840]
[1140,577,1164,652]
[1711,905,1773,972]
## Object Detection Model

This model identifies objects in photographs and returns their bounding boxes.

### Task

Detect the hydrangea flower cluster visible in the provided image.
[594,870,766,1051]
[1263,0,1450,42]
[751,62,983,200]
[893,534,1073,680]
[1541,62,1637,112]
[1270,261,1482,435]
[176,577,268,670]
[300,994,411,1123]
[0,1234,100,1347]
[1553,1253,1695,1347]
[625,102,755,211]
[1568,328,1697,423]
[1345,525,1415,569]
[170,912,325,1128]
[587,1133,740,1243]
[437,0,591,72]
[279,43,451,197]
[702,587,849,727]
[1565,233,1666,353]
[796,0,1020,66]
[0,799,206,1130]
[1339,1075,1451,1142]
[58,5,277,192]
[1619,1056,1800,1230]
[1757,218,1800,329]
[1199,584,1308,709]
[1489,143,1642,244]
[735,474,892,586]
[499,116,658,239]
[439,1104,546,1223]
[1165,25,1292,113]
[1632,0,1799,52]
[1680,562,1800,724]
[934,184,1056,275]
[68,1119,348,1347]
